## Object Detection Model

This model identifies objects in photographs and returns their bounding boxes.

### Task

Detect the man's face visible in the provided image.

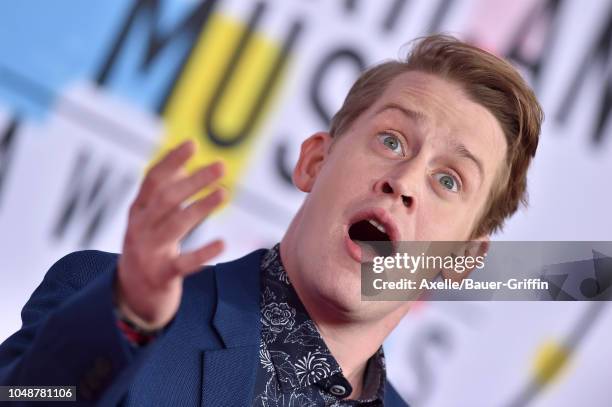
[285,71,507,318]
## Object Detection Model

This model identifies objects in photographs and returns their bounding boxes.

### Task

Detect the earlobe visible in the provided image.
[465,237,490,260]
[292,132,332,192]
[441,236,490,281]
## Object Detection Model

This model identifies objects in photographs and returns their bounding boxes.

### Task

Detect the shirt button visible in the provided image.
[329,384,347,397]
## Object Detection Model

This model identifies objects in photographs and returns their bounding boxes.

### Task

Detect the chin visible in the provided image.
[314,267,363,314]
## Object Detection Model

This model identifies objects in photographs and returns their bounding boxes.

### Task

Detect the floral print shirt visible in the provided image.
[252,244,385,406]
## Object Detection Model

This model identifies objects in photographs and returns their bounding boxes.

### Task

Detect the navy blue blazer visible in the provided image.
[0,249,408,406]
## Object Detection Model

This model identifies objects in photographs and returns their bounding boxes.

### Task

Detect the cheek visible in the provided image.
[413,202,475,240]
[319,150,372,193]
[305,160,361,226]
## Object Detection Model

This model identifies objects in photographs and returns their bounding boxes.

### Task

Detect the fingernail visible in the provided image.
[217,185,229,199]
[177,139,194,152]
[213,160,225,176]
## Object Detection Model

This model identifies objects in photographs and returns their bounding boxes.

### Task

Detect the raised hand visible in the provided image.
[116,140,226,330]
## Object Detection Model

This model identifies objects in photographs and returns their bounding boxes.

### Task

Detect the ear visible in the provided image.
[441,235,490,281]
[292,132,333,193]
[463,235,490,261]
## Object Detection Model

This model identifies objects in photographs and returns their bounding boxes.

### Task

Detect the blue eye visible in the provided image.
[434,173,460,192]
[377,133,405,156]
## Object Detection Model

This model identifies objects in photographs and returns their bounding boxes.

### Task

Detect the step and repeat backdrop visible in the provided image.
[0,0,610,405]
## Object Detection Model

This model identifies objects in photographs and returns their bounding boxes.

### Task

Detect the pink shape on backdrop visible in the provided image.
[465,0,548,59]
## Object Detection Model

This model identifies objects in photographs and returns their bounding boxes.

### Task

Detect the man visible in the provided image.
[0,34,542,406]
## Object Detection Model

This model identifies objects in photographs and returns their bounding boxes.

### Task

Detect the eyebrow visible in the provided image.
[375,103,428,127]
[451,140,484,179]
[376,103,484,178]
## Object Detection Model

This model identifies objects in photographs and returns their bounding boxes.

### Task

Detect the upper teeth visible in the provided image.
[368,219,387,234]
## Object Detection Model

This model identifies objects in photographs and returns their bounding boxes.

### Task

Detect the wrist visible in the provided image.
[113,275,166,335]
[114,302,164,337]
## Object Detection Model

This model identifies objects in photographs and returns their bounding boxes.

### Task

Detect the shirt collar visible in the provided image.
[259,243,385,402]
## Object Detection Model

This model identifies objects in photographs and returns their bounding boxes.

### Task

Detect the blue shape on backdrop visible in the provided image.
[0,0,202,120]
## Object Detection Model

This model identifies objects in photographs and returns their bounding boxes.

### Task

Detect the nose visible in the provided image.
[375,178,415,210]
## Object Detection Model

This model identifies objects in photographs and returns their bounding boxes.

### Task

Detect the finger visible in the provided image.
[146,161,225,226]
[171,239,225,277]
[132,140,195,209]
[154,188,226,244]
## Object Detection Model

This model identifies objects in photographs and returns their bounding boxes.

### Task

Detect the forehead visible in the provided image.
[366,70,507,168]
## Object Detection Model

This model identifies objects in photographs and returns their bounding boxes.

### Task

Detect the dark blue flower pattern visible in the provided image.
[252,244,385,406]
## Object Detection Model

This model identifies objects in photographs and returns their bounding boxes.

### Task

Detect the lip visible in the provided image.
[343,207,400,263]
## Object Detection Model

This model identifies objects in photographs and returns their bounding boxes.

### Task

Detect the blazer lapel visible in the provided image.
[201,249,267,406]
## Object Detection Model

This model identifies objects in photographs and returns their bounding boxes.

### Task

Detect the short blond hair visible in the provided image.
[330,34,544,237]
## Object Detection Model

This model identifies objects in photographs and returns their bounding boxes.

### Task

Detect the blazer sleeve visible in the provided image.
[0,250,157,405]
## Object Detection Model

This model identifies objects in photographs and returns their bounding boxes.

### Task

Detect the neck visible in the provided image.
[279,211,407,398]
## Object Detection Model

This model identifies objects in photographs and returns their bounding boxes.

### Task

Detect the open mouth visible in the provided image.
[349,218,391,242]
[348,215,396,258]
